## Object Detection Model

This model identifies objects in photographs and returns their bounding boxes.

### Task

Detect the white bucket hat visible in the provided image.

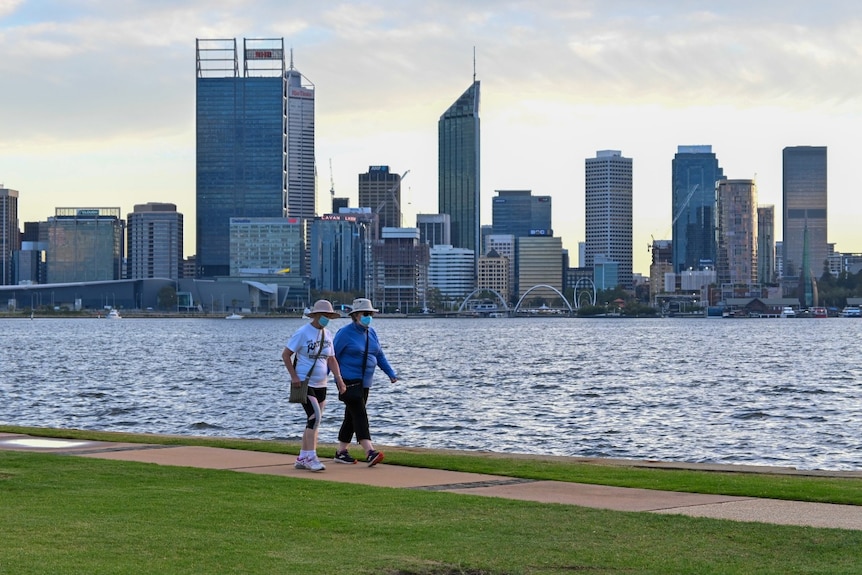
[307,299,341,319]
[349,298,378,315]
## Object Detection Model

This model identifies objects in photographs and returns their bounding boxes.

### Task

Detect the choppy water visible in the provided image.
[2,316,861,470]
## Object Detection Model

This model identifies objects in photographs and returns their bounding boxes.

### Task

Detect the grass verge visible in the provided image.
[3,425,862,505]
[1,450,861,575]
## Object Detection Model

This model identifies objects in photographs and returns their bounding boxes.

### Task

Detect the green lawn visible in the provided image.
[1,426,862,574]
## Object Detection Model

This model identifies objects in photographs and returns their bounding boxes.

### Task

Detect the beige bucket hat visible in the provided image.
[349,298,378,315]
[307,299,341,319]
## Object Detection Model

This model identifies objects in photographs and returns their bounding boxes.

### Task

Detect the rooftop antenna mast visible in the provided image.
[473,46,476,82]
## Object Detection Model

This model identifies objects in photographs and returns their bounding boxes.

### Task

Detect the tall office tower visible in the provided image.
[358,166,402,230]
[671,145,725,273]
[716,180,758,287]
[649,239,673,300]
[46,208,124,283]
[0,186,19,285]
[127,203,183,280]
[438,80,480,261]
[196,38,289,277]
[782,146,827,283]
[284,54,316,220]
[757,205,776,284]
[584,150,633,289]
[417,213,451,247]
[491,190,553,237]
[332,197,349,213]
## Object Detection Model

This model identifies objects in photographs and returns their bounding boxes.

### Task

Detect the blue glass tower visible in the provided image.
[671,145,724,273]
[196,38,286,277]
[438,80,480,262]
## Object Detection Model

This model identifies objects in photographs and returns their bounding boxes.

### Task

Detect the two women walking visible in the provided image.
[282,298,397,471]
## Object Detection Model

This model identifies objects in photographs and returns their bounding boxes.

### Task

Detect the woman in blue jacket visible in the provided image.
[333,298,398,466]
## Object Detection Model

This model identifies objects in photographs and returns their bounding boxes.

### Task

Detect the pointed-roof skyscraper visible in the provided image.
[438,79,480,262]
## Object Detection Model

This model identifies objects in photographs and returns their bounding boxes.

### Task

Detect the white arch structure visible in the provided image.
[457,288,510,313]
[573,277,597,309]
[513,284,573,314]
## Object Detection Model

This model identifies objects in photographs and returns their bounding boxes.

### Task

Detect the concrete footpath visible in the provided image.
[2,431,862,531]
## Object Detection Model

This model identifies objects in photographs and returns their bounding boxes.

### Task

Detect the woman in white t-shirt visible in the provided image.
[282,299,346,472]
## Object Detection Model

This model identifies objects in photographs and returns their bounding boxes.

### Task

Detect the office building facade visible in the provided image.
[46,208,124,283]
[428,244,475,299]
[438,80,480,260]
[416,213,451,247]
[672,145,724,273]
[358,165,402,230]
[757,205,776,284]
[782,146,827,281]
[1,187,19,285]
[491,190,552,238]
[585,150,633,289]
[516,236,563,302]
[196,38,300,277]
[229,217,302,280]
[309,211,376,295]
[372,228,430,313]
[127,203,183,280]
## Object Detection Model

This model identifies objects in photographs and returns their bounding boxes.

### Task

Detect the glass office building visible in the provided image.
[46,208,124,283]
[671,145,724,273]
[1,186,19,285]
[438,80,480,262]
[196,38,288,277]
[585,150,633,289]
[491,190,552,239]
[782,146,827,281]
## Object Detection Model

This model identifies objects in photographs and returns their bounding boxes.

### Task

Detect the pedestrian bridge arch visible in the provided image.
[514,285,573,314]
[457,288,510,313]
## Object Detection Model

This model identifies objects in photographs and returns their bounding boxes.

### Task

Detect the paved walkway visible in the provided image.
[2,432,861,531]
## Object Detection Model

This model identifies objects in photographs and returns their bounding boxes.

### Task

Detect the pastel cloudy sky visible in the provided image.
[1,0,861,275]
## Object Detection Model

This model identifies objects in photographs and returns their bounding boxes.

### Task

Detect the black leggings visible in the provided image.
[338,387,371,443]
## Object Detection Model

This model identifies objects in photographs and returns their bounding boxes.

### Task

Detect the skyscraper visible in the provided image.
[585,150,633,289]
[196,38,310,277]
[127,203,183,280]
[716,179,758,287]
[438,80,480,262]
[782,146,827,282]
[0,186,19,286]
[671,145,725,273]
[46,208,124,283]
[757,205,776,284]
[358,166,402,230]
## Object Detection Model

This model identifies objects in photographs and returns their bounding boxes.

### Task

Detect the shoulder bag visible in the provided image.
[339,330,368,403]
[289,329,325,404]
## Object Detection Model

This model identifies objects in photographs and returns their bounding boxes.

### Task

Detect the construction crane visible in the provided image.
[375,169,410,227]
[329,159,335,199]
[648,183,699,252]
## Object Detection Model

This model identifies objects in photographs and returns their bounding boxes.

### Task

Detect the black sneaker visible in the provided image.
[366,450,384,467]
[334,450,357,464]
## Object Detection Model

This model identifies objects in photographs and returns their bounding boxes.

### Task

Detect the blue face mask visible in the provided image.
[360,315,372,327]
[317,316,330,327]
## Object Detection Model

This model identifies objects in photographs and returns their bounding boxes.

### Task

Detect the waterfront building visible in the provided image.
[0,186,19,286]
[516,236,563,303]
[372,227,430,313]
[309,210,377,295]
[416,213,451,247]
[127,203,183,280]
[196,38,295,277]
[593,257,619,291]
[585,150,633,289]
[358,166,403,230]
[46,208,124,283]
[477,249,510,304]
[228,216,303,283]
[485,234,516,300]
[716,179,758,288]
[491,190,553,238]
[428,244,475,301]
[671,145,725,273]
[438,80,480,262]
[757,205,776,284]
[782,146,827,285]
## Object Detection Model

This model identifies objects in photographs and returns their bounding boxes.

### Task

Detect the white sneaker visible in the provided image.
[306,457,326,472]
[294,457,309,470]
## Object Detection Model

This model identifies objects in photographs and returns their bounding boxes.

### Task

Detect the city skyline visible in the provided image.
[2,1,862,276]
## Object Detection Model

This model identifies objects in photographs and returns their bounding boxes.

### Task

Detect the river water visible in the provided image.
[2,316,861,470]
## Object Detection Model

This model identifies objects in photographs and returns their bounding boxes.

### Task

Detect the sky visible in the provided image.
[2,0,862,276]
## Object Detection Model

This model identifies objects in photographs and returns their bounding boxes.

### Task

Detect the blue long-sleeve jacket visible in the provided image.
[333,322,396,387]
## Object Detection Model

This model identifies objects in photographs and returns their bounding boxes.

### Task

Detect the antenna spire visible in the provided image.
[473,46,476,82]
[289,47,294,70]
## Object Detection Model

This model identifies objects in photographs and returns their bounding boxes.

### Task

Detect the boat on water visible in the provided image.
[841,307,861,318]
[780,307,796,318]
[106,309,122,319]
[225,313,243,320]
